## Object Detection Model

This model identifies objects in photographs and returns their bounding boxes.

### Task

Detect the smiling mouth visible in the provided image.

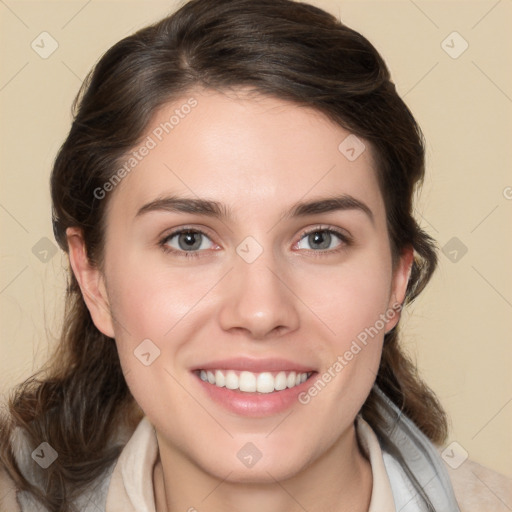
[195,369,315,393]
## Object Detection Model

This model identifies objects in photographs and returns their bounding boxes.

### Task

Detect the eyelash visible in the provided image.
[158,225,352,259]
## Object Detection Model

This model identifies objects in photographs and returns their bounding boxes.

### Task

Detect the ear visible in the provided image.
[385,246,414,333]
[66,227,115,338]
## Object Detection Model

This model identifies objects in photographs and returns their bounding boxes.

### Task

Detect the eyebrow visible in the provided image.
[136,196,229,218]
[135,194,374,223]
[286,195,373,223]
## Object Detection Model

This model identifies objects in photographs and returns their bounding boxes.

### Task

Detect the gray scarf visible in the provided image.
[373,385,460,511]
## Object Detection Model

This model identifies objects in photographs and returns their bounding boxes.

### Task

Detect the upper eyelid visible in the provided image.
[161,225,213,240]
[297,225,350,238]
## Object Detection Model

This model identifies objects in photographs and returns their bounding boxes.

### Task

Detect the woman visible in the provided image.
[1,0,510,510]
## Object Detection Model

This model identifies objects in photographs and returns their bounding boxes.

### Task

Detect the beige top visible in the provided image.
[1,416,511,511]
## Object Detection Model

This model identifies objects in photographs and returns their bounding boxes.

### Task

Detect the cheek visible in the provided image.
[105,267,198,418]
[103,253,226,409]
[296,250,393,348]
[292,246,393,407]
[106,253,220,341]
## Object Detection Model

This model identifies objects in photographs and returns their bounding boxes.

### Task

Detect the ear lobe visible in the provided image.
[66,227,115,339]
[385,246,414,333]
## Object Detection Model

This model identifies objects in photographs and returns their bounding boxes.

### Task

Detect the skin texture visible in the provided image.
[67,88,413,512]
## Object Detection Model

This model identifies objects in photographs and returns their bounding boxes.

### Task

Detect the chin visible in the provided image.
[196,446,309,485]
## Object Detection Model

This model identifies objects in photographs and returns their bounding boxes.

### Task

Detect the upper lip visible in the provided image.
[192,357,316,373]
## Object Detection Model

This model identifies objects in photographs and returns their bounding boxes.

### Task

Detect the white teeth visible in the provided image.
[215,370,225,387]
[198,369,311,393]
[256,372,274,393]
[274,371,287,391]
[225,370,238,390]
[286,371,296,388]
[239,371,257,392]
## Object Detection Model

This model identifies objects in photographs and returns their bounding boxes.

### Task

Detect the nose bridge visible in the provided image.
[217,242,300,338]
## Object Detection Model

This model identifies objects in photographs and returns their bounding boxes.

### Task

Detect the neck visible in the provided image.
[154,423,372,512]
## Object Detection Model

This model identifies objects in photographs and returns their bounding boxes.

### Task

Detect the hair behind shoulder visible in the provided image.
[0,0,447,509]
[0,279,143,509]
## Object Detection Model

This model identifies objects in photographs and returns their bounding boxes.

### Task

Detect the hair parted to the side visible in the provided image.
[0,0,447,510]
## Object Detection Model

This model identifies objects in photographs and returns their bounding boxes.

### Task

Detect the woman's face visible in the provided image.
[75,88,411,482]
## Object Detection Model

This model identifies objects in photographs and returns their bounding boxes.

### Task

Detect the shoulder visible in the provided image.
[442,454,512,512]
[0,465,21,512]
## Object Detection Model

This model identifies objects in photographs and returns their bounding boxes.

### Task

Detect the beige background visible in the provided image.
[1,0,511,479]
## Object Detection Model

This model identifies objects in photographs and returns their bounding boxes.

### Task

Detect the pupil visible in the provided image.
[309,231,330,249]
[179,232,201,250]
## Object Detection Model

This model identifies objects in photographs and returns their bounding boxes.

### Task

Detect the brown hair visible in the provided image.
[0,0,447,509]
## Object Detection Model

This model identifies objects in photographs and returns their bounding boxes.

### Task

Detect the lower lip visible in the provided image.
[193,372,316,417]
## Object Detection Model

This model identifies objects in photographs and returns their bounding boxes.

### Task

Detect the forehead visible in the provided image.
[106,88,385,222]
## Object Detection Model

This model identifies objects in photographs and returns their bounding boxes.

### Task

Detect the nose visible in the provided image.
[217,251,300,340]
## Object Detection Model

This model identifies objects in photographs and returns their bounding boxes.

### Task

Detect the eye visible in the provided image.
[296,228,349,252]
[160,229,216,254]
